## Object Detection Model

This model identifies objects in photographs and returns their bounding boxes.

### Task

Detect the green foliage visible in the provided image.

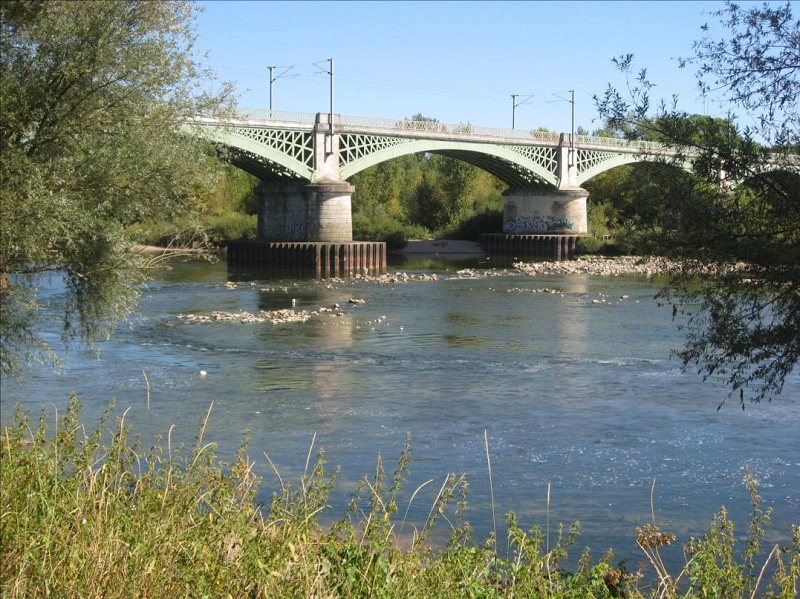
[0,0,234,376]
[130,212,256,247]
[349,127,503,245]
[575,235,604,255]
[405,154,479,232]
[206,212,258,243]
[2,401,796,598]
[452,209,503,241]
[594,1,800,404]
[352,210,413,251]
[204,165,260,216]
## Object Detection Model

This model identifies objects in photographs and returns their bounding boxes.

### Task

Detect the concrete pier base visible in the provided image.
[502,187,588,234]
[257,181,354,242]
[478,234,583,261]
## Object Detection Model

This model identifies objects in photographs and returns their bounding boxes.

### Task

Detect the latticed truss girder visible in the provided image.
[574,148,686,186]
[338,133,408,164]
[235,127,314,169]
[435,150,551,188]
[502,145,559,176]
[188,122,315,181]
[227,149,307,183]
[188,119,711,186]
[576,149,618,174]
[338,133,560,187]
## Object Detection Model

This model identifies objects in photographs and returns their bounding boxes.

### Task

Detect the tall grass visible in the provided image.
[1,397,797,598]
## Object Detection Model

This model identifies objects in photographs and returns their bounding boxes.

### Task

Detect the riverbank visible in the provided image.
[135,244,212,256]
[4,256,797,598]
[137,241,674,279]
[2,400,796,598]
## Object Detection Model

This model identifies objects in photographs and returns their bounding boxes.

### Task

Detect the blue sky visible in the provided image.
[193,1,743,134]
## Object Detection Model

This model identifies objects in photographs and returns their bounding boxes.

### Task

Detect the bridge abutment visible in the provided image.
[257,181,354,242]
[502,187,588,234]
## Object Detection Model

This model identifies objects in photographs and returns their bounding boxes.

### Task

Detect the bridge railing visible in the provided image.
[223,109,800,163]
[228,108,670,149]
[575,134,669,152]
[336,114,563,143]
[233,109,318,124]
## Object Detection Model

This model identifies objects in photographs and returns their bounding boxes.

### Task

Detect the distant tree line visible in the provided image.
[349,115,506,249]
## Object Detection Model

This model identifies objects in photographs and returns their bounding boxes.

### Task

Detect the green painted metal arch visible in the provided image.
[577,152,692,186]
[339,138,559,186]
[747,163,800,177]
[183,123,314,181]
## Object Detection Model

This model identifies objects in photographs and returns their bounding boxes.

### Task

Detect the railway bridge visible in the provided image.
[183,110,796,254]
[183,110,695,243]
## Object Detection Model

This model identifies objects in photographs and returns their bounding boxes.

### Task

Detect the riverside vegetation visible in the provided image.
[1,397,797,598]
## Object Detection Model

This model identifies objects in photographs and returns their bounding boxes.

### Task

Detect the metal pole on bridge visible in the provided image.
[512,94,516,130]
[268,65,295,113]
[269,66,273,111]
[570,89,575,167]
[512,94,534,130]
[329,58,334,138]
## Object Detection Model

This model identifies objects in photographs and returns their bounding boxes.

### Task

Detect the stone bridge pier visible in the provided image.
[256,181,354,242]
[256,114,356,243]
[501,187,588,234]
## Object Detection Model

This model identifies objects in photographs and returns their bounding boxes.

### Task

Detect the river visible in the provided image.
[2,255,798,571]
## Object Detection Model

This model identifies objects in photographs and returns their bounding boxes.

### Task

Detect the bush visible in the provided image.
[402,223,432,241]
[353,212,433,252]
[206,212,257,243]
[452,209,503,241]
[126,212,256,248]
[576,235,605,255]
[126,217,209,248]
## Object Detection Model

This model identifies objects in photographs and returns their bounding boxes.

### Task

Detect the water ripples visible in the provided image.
[3,261,798,570]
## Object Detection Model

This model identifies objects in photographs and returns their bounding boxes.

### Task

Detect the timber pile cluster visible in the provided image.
[514,256,676,277]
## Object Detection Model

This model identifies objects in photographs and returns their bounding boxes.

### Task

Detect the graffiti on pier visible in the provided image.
[503,216,574,233]
[265,221,321,238]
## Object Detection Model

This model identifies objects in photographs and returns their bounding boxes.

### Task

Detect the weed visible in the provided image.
[1,400,796,598]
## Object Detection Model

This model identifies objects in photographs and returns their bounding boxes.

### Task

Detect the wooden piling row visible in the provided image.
[477,234,583,261]
[227,241,386,277]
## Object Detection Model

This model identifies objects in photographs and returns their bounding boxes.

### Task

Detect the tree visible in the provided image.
[594,1,800,406]
[0,0,234,376]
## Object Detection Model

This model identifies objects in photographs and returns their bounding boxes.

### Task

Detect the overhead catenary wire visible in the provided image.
[203,55,569,107]
[198,55,591,130]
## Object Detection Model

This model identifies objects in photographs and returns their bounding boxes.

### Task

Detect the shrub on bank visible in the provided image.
[575,236,630,256]
[206,212,257,243]
[452,209,503,242]
[127,212,257,248]
[352,212,433,252]
[1,398,797,598]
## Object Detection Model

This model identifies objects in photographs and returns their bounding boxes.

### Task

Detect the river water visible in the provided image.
[2,256,798,570]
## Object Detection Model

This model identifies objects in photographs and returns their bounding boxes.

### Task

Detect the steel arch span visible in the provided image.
[182,111,799,187]
[338,136,559,187]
